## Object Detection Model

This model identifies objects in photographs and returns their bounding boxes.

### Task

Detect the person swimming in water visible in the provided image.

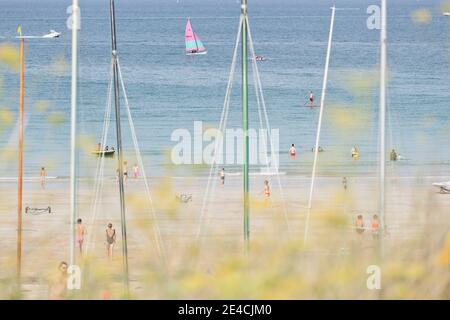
[309,91,315,108]
[289,144,297,158]
[311,146,324,152]
[390,149,398,161]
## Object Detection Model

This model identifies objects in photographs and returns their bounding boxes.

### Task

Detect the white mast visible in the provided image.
[379,0,387,231]
[70,0,80,266]
[304,5,336,243]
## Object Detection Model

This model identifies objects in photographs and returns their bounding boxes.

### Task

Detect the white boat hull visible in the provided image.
[186,51,207,56]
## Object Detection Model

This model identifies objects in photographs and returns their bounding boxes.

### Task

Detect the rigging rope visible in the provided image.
[85,62,114,255]
[246,15,291,234]
[196,15,243,240]
[197,14,291,242]
[116,58,166,263]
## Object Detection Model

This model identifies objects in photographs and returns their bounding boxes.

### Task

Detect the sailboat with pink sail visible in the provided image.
[185,18,207,55]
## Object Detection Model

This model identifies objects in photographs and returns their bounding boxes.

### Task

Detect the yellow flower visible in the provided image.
[0,43,19,70]
[437,233,450,266]
[411,9,432,24]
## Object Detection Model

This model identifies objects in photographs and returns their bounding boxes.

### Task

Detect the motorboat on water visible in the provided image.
[43,30,61,38]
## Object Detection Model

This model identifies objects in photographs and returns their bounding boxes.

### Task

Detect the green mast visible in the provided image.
[241,0,249,245]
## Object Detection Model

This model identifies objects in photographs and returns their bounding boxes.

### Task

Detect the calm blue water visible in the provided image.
[0,0,449,178]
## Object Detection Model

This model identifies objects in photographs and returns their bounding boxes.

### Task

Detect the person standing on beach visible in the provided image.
[106,223,116,260]
[123,161,128,183]
[48,261,68,300]
[355,215,365,234]
[133,163,139,179]
[371,214,380,239]
[262,180,271,204]
[76,218,87,255]
[342,177,348,191]
[40,167,46,189]
[219,168,225,186]
[289,144,297,158]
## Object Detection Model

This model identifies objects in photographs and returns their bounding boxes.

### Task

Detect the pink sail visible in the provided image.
[185,19,206,54]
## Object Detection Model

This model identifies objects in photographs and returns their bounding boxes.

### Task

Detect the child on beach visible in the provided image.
[40,167,46,188]
[219,168,225,186]
[133,163,139,179]
[262,180,271,205]
[76,218,87,255]
[106,223,116,260]
[371,214,380,239]
[355,215,365,234]
[48,261,68,300]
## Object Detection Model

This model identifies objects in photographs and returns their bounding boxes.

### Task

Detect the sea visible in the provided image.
[0,0,449,179]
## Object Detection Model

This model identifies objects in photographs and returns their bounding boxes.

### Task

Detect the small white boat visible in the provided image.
[444,12,450,16]
[43,30,61,38]
[91,149,115,156]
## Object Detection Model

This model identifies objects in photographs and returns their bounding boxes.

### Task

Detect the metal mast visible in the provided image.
[379,0,387,231]
[69,0,80,267]
[241,0,249,246]
[17,35,25,283]
[304,5,336,243]
[109,0,129,293]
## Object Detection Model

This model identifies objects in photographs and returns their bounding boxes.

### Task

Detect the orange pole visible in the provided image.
[17,38,24,283]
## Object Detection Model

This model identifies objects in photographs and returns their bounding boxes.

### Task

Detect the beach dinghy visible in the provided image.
[91,149,115,157]
[432,181,450,194]
[185,19,207,55]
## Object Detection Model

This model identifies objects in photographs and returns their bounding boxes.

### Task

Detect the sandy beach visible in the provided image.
[0,173,448,299]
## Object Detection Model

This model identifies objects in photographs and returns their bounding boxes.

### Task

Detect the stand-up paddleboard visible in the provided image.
[301,105,321,108]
